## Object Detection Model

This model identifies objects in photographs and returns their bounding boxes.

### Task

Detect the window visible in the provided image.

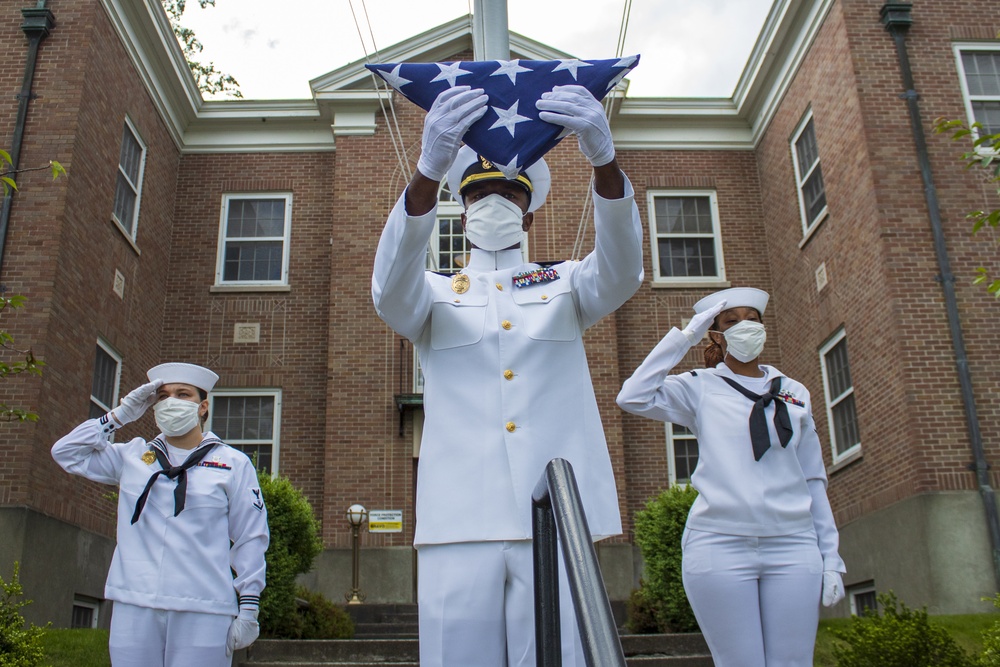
[848,582,877,616]
[820,329,861,461]
[666,423,699,485]
[112,119,146,239]
[216,194,292,286]
[208,390,281,473]
[791,112,828,234]
[647,191,725,283]
[71,596,100,629]
[429,186,470,274]
[89,340,121,420]
[955,46,1000,139]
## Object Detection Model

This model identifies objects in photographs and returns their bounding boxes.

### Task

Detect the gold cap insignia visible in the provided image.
[480,155,493,170]
[141,450,156,465]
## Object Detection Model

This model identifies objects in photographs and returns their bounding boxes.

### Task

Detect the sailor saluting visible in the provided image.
[52,362,268,666]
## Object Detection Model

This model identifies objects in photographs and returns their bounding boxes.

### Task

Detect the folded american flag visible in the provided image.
[366,56,639,178]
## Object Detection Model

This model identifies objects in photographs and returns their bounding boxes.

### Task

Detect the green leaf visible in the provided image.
[0,149,11,166]
[1,176,17,192]
[49,160,66,180]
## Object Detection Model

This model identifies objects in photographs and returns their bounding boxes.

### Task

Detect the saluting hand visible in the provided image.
[111,379,163,426]
[682,300,727,345]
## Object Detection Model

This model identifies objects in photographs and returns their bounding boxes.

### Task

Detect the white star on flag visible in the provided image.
[491,59,533,84]
[378,64,412,91]
[489,100,532,137]
[366,55,640,176]
[431,62,474,87]
[551,59,593,81]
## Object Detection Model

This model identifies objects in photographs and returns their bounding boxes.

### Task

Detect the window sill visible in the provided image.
[797,211,829,249]
[650,279,731,290]
[110,219,141,256]
[829,447,862,475]
[210,284,291,293]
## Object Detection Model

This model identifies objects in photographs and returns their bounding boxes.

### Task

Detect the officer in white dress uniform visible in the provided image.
[52,363,268,667]
[371,84,643,666]
[616,288,846,667]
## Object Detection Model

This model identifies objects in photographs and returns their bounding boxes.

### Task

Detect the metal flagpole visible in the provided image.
[472,0,510,60]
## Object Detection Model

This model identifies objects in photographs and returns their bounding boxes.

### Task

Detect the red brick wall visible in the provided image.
[0,0,180,537]
[166,152,335,526]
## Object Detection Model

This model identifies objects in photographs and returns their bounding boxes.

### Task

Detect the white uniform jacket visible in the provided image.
[52,420,269,614]
[372,179,644,546]
[617,328,846,572]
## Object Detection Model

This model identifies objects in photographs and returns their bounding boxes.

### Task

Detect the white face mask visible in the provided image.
[153,397,202,437]
[721,320,767,363]
[463,194,526,251]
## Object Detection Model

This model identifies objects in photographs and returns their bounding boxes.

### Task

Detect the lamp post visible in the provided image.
[345,504,367,604]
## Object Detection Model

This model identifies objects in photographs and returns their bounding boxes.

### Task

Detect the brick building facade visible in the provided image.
[0,0,998,628]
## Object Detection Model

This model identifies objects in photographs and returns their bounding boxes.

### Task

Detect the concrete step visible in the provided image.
[238,633,712,665]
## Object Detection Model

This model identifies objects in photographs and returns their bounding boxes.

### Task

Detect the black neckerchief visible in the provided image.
[130,438,222,524]
[719,375,793,461]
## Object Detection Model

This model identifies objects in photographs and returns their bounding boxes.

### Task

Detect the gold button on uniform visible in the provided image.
[541,295,548,300]
[503,370,514,380]
[501,320,512,330]
[495,282,504,291]
[505,422,516,433]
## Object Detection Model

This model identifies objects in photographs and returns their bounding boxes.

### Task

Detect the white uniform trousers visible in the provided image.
[109,602,233,667]
[681,528,823,667]
[417,540,586,667]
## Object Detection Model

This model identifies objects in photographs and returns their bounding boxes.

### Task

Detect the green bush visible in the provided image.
[0,562,46,667]
[979,593,1000,666]
[257,471,323,638]
[624,584,660,634]
[832,591,975,667]
[632,484,699,633]
[294,586,354,639]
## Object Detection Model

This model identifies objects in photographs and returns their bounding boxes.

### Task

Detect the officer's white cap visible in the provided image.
[445,145,551,213]
[693,287,769,316]
[147,363,219,393]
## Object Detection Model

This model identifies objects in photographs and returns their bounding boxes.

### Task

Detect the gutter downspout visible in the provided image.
[880,2,1000,589]
[0,2,55,278]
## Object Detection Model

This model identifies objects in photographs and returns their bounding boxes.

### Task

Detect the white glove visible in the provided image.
[226,607,260,656]
[416,86,488,182]
[536,85,615,167]
[822,570,845,607]
[681,300,727,344]
[108,379,163,428]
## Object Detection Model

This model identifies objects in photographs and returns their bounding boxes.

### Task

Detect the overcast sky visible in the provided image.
[180,0,775,100]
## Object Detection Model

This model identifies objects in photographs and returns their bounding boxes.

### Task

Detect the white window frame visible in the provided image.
[89,339,121,419]
[790,110,829,236]
[647,189,726,285]
[111,117,146,240]
[848,582,877,616]
[207,388,282,474]
[665,422,699,486]
[71,596,100,629]
[953,43,1000,145]
[819,328,861,463]
[215,193,293,287]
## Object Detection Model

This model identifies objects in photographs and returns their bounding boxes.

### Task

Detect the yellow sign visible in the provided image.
[368,510,403,533]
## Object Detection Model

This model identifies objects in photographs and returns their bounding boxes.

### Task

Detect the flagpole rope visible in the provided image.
[347,0,412,181]
[570,0,633,260]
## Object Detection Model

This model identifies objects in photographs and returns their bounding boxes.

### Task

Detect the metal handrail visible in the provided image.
[532,458,627,667]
